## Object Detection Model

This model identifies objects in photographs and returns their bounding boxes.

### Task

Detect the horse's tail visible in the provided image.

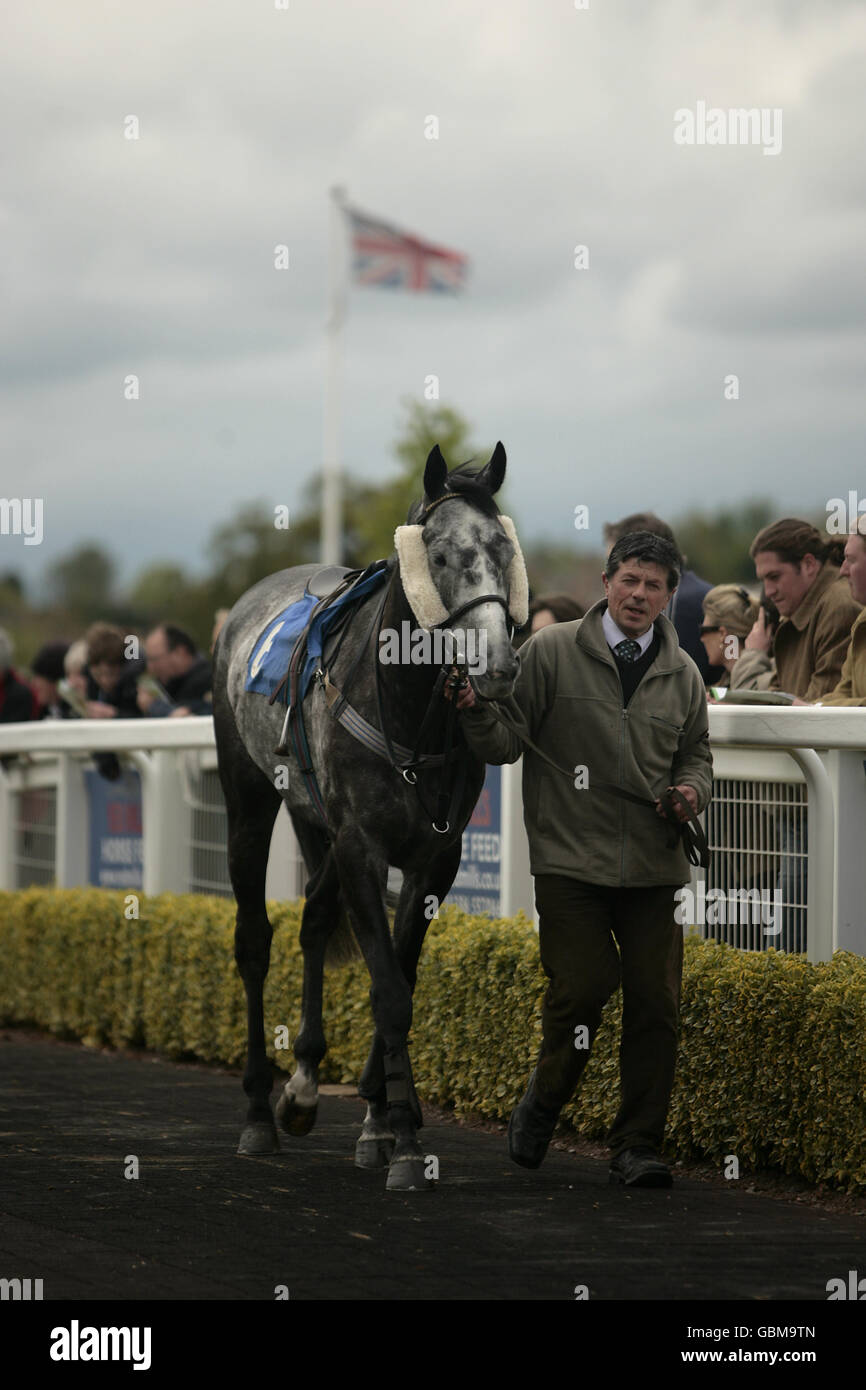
[324,900,361,968]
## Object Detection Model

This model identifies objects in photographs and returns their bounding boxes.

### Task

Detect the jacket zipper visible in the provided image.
[619,707,627,883]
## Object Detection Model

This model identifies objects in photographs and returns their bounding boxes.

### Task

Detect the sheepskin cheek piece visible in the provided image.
[393,515,529,632]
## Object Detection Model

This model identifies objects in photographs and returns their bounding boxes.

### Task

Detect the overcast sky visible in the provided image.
[3,0,865,599]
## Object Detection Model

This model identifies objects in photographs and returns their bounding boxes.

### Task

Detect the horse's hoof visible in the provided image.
[355,1134,395,1169]
[275,1090,318,1137]
[238,1122,279,1155]
[385,1154,436,1192]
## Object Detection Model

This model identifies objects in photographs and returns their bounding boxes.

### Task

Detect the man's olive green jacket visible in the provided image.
[461,600,713,888]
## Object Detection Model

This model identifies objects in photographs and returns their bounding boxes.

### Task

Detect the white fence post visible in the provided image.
[500,758,533,921]
[133,751,191,896]
[0,762,14,890]
[55,754,90,888]
[787,748,834,964]
[265,803,302,902]
[826,747,866,956]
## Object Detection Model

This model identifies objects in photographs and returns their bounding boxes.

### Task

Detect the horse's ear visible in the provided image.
[423,445,448,500]
[475,441,507,495]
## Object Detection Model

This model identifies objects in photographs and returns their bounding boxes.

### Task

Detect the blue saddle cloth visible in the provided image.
[245,562,390,706]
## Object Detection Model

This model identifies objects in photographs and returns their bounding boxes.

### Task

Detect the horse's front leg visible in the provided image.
[332,829,432,1191]
[355,843,463,1183]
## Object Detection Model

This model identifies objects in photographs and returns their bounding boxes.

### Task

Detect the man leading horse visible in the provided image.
[451,530,713,1187]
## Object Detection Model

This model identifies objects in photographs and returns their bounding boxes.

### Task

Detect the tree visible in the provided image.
[343,398,511,563]
[0,572,23,599]
[129,563,189,617]
[206,500,321,605]
[48,544,116,621]
[674,501,776,585]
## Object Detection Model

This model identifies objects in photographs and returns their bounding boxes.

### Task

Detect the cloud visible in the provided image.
[1,0,864,594]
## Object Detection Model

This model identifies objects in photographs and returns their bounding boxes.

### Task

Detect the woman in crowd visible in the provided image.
[699,585,770,690]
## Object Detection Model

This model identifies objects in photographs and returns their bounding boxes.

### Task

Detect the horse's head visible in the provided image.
[394,441,525,700]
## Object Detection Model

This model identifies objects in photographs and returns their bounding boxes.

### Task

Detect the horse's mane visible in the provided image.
[407,460,502,524]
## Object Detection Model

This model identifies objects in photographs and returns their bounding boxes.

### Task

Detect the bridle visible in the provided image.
[411,492,517,642]
[370,492,518,832]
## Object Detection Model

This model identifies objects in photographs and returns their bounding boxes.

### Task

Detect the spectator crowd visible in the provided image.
[514,511,866,708]
[0,618,222,726]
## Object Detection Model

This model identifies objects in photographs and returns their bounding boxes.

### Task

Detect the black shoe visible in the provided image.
[609,1145,672,1188]
[507,1071,560,1169]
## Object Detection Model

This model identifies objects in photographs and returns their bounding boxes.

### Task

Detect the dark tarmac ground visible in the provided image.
[1,1029,864,1302]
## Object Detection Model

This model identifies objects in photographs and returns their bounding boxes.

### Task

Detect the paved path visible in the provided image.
[1,1032,864,1301]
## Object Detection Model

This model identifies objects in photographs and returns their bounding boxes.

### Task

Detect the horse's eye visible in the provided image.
[433,554,447,567]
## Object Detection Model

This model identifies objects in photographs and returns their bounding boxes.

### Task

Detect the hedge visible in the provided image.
[1,887,865,1192]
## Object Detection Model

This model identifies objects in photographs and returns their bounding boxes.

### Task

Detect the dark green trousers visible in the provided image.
[532,875,684,1156]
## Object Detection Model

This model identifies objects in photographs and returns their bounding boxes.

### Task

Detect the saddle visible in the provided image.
[306,563,355,599]
[266,561,389,713]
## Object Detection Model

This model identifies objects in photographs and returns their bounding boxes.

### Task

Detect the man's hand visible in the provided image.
[443,673,477,710]
[86,701,117,719]
[744,607,771,653]
[169,706,191,718]
[137,689,155,714]
[655,784,698,822]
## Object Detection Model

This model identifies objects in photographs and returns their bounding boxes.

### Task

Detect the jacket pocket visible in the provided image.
[648,713,683,735]
[629,712,683,794]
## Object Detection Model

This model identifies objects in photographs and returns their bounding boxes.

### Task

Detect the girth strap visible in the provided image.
[320,671,451,768]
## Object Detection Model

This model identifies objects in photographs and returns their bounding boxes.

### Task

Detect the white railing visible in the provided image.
[0,708,863,963]
[702,706,866,963]
[0,719,304,904]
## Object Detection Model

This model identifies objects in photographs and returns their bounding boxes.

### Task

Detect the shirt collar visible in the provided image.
[602,606,655,655]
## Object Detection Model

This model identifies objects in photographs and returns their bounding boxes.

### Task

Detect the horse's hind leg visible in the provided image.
[215,706,281,1156]
[275,820,340,1138]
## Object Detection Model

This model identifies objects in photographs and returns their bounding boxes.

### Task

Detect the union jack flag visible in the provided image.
[346,208,468,293]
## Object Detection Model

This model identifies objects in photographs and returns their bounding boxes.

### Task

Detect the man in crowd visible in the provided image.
[802,529,866,706]
[452,532,713,1188]
[0,628,39,722]
[31,641,72,718]
[728,520,861,950]
[526,593,585,636]
[137,624,212,717]
[84,623,143,718]
[732,520,861,699]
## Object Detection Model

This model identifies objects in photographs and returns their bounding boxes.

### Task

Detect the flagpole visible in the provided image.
[321,185,348,565]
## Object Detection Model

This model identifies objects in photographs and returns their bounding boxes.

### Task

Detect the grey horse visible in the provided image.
[212,442,524,1191]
